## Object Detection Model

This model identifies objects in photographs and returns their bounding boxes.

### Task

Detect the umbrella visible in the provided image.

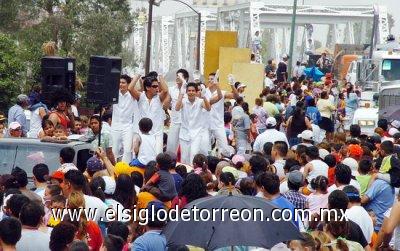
[380,105,400,121]
[304,67,324,82]
[163,194,302,250]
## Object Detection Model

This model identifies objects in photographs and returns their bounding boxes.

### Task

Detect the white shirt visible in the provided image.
[208,89,226,130]
[111,91,137,130]
[180,97,206,141]
[138,92,165,135]
[307,159,329,181]
[273,159,286,179]
[279,181,289,194]
[327,179,361,193]
[345,205,374,243]
[169,85,182,124]
[71,105,79,117]
[16,229,50,251]
[105,198,128,222]
[84,195,108,222]
[253,129,289,153]
[28,107,43,138]
[137,132,157,165]
[264,77,274,89]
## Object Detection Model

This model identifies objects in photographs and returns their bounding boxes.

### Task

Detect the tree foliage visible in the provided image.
[0,0,135,110]
[0,33,26,111]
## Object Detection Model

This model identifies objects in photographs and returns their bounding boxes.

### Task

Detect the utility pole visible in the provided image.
[145,0,155,75]
[196,12,201,71]
[288,0,298,78]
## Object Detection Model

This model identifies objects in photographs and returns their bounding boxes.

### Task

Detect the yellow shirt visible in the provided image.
[317,99,335,118]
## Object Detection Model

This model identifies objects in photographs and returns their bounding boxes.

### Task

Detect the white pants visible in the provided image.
[111,127,133,163]
[155,133,164,155]
[166,123,181,154]
[200,129,211,155]
[180,134,204,165]
[210,127,229,154]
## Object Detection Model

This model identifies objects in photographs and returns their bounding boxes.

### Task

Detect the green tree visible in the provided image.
[0,33,26,111]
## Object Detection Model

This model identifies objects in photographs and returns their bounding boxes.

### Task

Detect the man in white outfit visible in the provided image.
[206,72,239,155]
[166,69,189,154]
[176,82,211,164]
[128,73,169,155]
[111,74,139,163]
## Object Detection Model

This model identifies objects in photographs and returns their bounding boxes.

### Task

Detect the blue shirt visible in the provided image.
[364,179,395,231]
[132,230,166,251]
[8,104,27,135]
[306,106,321,125]
[270,195,299,228]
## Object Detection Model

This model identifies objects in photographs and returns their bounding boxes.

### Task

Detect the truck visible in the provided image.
[344,44,400,134]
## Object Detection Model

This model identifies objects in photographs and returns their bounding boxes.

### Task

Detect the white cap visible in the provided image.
[102,176,116,195]
[389,127,399,136]
[298,130,313,141]
[319,149,330,160]
[342,157,359,176]
[266,117,277,127]
[9,121,21,130]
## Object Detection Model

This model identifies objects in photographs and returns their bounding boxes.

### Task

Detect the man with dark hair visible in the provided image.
[111,74,140,163]
[131,117,157,167]
[0,217,21,250]
[271,141,288,179]
[11,167,42,204]
[16,201,50,250]
[328,164,360,193]
[343,185,373,244]
[349,124,361,140]
[133,201,167,250]
[378,119,389,135]
[62,170,107,222]
[4,194,30,218]
[58,147,78,173]
[249,155,268,178]
[327,190,369,249]
[32,163,49,199]
[256,172,300,228]
[129,73,169,154]
[49,222,77,251]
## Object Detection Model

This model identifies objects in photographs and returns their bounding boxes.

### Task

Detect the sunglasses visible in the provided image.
[151,85,159,88]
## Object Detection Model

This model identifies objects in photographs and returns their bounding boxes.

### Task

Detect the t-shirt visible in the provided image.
[16,229,50,251]
[305,106,321,125]
[263,102,279,117]
[356,174,372,196]
[157,170,178,201]
[327,179,361,194]
[270,195,299,228]
[272,159,286,179]
[364,179,395,231]
[84,195,108,222]
[133,230,166,251]
[345,205,374,244]
[307,193,329,215]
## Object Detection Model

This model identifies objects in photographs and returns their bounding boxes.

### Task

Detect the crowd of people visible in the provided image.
[1,59,400,251]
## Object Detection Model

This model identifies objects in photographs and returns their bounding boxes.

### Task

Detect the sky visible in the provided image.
[131,0,400,36]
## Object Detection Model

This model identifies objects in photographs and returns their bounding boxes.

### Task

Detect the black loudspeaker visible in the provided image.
[41,56,76,105]
[86,56,121,105]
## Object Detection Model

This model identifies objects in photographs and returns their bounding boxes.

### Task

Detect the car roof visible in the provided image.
[0,138,92,148]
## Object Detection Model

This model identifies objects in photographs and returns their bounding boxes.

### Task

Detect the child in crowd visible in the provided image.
[224,111,234,146]
[324,154,337,186]
[371,140,400,187]
[142,153,178,202]
[53,124,68,140]
[38,119,55,139]
[356,158,372,196]
[71,117,82,135]
[249,114,259,144]
[79,115,90,134]
[130,118,157,168]
[47,195,66,227]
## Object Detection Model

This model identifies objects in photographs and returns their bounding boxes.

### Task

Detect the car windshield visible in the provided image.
[382,59,400,81]
[0,144,60,176]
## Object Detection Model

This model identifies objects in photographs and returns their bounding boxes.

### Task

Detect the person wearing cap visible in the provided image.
[7,122,23,138]
[253,117,288,153]
[293,129,314,150]
[282,170,307,209]
[8,94,29,136]
[71,93,81,118]
[343,185,374,244]
[276,54,289,82]
[85,156,106,179]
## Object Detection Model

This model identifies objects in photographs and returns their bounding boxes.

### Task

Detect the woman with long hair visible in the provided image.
[113,174,136,210]
[66,191,103,251]
[48,88,75,132]
[171,173,209,209]
[286,101,312,147]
